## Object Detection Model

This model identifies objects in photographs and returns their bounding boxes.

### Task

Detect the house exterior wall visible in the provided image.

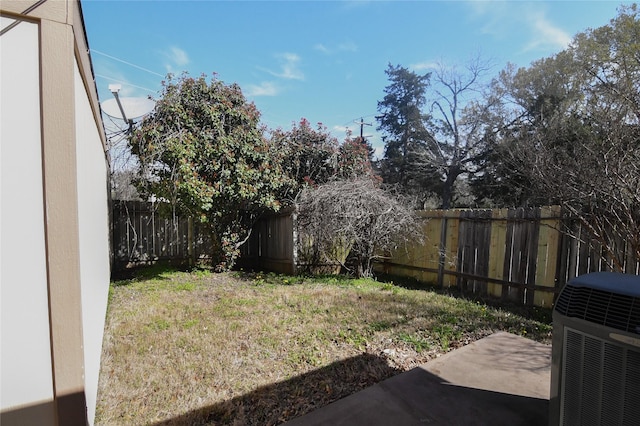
[1,1,110,425]
[0,16,56,421]
[74,59,111,425]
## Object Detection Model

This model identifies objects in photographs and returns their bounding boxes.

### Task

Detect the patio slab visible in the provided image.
[283,332,551,426]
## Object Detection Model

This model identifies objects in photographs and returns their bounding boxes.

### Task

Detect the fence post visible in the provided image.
[437,214,447,288]
[534,206,561,307]
[187,216,194,267]
[291,208,298,275]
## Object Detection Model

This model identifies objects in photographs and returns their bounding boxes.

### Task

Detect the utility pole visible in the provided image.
[354,117,372,140]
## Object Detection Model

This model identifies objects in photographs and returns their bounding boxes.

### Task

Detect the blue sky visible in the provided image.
[82,0,628,158]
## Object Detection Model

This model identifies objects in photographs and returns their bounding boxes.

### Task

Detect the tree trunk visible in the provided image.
[441,175,454,209]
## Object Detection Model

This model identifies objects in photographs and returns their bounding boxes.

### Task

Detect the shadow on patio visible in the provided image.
[284,332,551,426]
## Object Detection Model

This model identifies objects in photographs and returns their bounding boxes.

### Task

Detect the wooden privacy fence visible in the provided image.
[377,206,639,307]
[378,207,562,307]
[111,200,293,272]
[111,200,213,269]
[112,202,638,308]
[237,207,297,275]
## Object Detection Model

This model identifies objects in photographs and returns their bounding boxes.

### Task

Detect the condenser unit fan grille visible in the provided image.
[554,284,640,335]
[561,328,640,425]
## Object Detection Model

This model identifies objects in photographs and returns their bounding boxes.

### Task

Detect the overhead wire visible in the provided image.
[91,49,164,78]
[95,74,157,94]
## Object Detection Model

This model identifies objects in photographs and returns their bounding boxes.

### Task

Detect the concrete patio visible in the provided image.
[284,332,551,425]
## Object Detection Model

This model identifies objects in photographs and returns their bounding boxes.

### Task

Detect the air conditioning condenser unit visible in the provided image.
[550,272,640,425]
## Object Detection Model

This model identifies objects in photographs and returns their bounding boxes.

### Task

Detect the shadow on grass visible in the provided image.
[374,272,553,324]
[231,267,552,327]
[151,353,401,426]
[111,260,199,284]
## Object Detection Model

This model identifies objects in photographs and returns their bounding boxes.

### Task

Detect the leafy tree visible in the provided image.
[469,54,581,207]
[129,73,290,270]
[270,118,339,193]
[338,134,378,181]
[377,64,435,196]
[270,118,376,201]
[297,178,422,278]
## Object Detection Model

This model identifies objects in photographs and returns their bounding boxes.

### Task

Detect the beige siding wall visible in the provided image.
[0,16,55,419]
[74,59,111,424]
[1,1,110,424]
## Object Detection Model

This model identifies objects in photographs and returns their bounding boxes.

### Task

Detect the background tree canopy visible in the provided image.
[374,5,639,269]
[485,4,640,268]
[124,5,639,273]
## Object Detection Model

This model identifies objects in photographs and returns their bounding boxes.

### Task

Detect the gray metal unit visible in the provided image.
[550,272,640,425]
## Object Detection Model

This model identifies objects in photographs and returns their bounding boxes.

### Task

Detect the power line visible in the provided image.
[90,49,164,78]
[95,74,157,94]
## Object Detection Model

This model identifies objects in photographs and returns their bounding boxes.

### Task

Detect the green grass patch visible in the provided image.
[97,266,552,426]
[397,332,431,352]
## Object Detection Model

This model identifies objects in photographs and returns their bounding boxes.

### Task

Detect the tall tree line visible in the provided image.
[376,5,640,269]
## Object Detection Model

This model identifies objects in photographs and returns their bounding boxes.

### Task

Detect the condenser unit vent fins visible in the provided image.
[561,328,640,425]
[555,283,640,335]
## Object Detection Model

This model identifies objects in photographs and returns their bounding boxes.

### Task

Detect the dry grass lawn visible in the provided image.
[96,265,552,425]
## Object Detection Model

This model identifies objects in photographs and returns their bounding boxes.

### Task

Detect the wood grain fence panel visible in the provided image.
[514,208,528,294]
[161,215,170,257]
[621,234,636,274]
[501,209,515,300]
[422,215,441,283]
[612,231,626,272]
[564,220,580,282]
[514,208,532,303]
[525,208,541,306]
[112,200,213,266]
[475,210,492,295]
[534,206,561,307]
[137,211,147,258]
[237,209,295,274]
[555,229,571,290]
[457,210,491,295]
[488,209,508,298]
[443,212,460,288]
[463,210,477,292]
[577,224,591,277]
[159,218,169,257]
[457,211,471,292]
[502,208,519,301]
[628,238,640,273]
